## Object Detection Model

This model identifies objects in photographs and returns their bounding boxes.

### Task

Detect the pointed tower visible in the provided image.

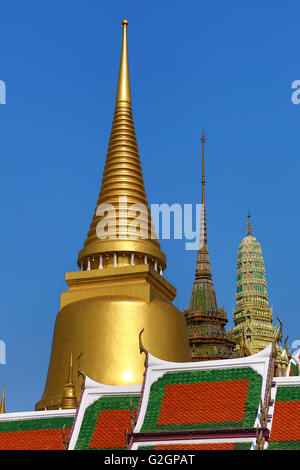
[233,214,278,354]
[35,21,190,410]
[60,353,78,410]
[186,133,235,361]
[0,384,5,414]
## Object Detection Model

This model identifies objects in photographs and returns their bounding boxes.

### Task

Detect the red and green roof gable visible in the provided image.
[130,345,272,449]
[268,384,300,450]
[139,367,262,433]
[75,394,140,450]
[0,415,74,450]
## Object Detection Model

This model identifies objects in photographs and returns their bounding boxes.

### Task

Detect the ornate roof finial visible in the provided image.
[130,399,136,433]
[77,352,86,389]
[0,384,5,414]
[60,353,78,410]
[62,424,68,450]
[201,130,206,205]
[246,211,254,236]
[139,328,148,369]
[116,20,131,105]
[284,335,292,362]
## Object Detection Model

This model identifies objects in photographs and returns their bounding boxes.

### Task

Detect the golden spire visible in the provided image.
[116,20,131,105]
[78,19,166,272]
[0,384,5,414]
[60,353,78,410]
[201,130,206,205]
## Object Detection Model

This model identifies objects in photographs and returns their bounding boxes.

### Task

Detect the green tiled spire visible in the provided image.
[233,214,278,356]
[186,133,235,361]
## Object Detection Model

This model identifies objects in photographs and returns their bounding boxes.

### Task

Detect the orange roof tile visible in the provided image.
[158,379,249,425]
[0,428,71,450]
[270,401,300,442]
[89,409,135,449]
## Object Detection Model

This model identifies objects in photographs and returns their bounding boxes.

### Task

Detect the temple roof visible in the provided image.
[1,344,298,450]
[268,376,300,450]
[68,376,141,450]
[0,410,75,450]
[129,344,273,449]
[138,367,262,433]
[74,395,139,450]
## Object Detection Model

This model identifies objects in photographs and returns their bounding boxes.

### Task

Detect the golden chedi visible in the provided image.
[35,20,190,410]
[60,354,78,410]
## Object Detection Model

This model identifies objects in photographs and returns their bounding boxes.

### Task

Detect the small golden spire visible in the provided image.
[116,20,131,105]
[60,353,78,410]
[0,384,5,414]
[201,130,206,205]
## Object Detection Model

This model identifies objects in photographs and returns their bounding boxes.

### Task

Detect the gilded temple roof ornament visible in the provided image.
[62,424,68,450]
[60,353,78,410]
[0,384,5,414]
[130,399,136,433]
[139,328,148,369]
[76,352,86,389]
[237,325,251,357]
[275,316,283,344]
[284,335,292,362]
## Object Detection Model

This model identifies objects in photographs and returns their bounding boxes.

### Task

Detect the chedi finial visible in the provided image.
[246,212,254,236]
[116,19,131,105]
[60,353,78,410]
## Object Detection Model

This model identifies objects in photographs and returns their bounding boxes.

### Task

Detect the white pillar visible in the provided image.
[131,253,134,266]
[87,257,91,271]
[144,255,147,264]
[159,266,163,275]
[114,252,117,268]
[99,255,103,269]
[154,260,158,271]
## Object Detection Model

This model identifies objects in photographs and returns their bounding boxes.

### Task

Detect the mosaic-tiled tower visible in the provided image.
[185,133,235,361]
[233,214,277,354]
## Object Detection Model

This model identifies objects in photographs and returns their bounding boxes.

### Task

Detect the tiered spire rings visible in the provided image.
[77,20,165,274]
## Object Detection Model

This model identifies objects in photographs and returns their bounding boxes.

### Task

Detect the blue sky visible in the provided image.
[1,0,300,411]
